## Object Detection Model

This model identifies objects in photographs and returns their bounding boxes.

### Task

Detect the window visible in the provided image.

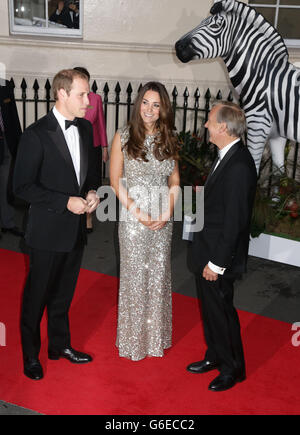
[9,0,82,37]
[249,1,300,47]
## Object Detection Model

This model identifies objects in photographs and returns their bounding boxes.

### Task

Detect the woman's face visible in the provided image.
[140,90,161,131]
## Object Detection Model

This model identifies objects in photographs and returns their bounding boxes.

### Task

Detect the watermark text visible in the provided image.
[0,322,6,347]
[291,322,300,347]
[96,183,204,233]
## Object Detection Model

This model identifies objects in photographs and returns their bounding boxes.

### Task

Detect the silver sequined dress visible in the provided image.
[116,126,175,361]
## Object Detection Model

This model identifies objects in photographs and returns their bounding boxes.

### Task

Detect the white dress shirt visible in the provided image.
[208,138,241,275]
[53,106,81,185]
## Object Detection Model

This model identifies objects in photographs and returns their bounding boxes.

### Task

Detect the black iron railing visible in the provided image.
[11,77,233,135]
[9,77,299,182]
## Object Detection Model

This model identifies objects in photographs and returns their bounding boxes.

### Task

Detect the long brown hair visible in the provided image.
[125,82,179,161]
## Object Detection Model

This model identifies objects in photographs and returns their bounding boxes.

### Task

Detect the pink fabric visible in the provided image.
[85,92,108,148]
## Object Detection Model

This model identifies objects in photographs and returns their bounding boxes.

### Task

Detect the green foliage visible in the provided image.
[178,131,300,240]
[177,131,215,187]
[251,173,300,240]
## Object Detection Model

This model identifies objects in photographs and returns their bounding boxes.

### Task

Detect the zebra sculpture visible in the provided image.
[175,0,300,174]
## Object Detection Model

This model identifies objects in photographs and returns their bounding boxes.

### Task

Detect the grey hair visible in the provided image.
[213,101,247,140]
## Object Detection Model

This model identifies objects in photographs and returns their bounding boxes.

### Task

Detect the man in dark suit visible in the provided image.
[13,69,100,380]
[0,80,23,238]
[50,1,79,29]
[187,101,257,392]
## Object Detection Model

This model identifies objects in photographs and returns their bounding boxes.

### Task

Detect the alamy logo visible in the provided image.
[0,322,6,347]
[0,62,6,86]
[96,183,204,233]
[291,322,300,347]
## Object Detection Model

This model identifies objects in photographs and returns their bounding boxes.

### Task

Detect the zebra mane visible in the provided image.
[220,1,289,61]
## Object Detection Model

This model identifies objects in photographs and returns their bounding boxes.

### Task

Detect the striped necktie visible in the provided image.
[0,106,4,164]
[0,106,5,133]
[204,151,221,186]
[213,151,221,172]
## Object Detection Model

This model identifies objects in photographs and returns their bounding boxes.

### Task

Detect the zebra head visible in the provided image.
[175,0,237,63]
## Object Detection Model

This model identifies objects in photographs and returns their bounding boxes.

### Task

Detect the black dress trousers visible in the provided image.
[197,274,246,376]
[21,230,85,360]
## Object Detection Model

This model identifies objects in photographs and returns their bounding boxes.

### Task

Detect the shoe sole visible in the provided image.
[209,376,246,392]
[48,354,92,364]
[186,366,219,374]
[24,371,43,380]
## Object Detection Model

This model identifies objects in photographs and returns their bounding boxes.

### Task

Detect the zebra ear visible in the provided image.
[210,0,235,15]
[222,0,235,13]
[210,1,223,15]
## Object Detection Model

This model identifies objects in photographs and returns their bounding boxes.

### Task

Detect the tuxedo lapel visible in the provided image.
[205,142,241,193]
[204,156,219,185]
[77,120,88,190]
[46,110,80,189]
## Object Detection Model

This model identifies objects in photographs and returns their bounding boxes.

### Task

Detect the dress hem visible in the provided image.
[116,344,172,362]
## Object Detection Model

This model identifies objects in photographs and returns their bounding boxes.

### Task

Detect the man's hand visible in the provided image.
[203,264,218,281]
[57,1,64,12]
[86,191,100,214]
[67,197,89,215]
[102,147,109,163]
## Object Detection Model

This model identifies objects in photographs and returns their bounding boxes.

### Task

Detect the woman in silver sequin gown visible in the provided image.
[110,82,180,361]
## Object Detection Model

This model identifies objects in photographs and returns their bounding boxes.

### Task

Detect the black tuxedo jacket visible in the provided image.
[189,141,257,277]
[50,8,79,29]
[0,81,22,162]
[13,110,99,252]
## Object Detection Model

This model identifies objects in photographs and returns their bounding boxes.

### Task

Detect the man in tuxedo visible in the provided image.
[13,69,100,380]
[50,1,79,29]
[187,102,257,392]
[0,80,23,239]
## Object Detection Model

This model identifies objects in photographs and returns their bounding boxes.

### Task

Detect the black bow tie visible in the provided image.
[65,118,78,130]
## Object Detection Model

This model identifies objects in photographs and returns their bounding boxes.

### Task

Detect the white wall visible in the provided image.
[0,0,232,93]
[0,0,236,140]
[1,0,299,90]
[0,0,299,145]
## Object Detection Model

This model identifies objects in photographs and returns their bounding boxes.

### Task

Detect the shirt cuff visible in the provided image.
[208,261,226,275]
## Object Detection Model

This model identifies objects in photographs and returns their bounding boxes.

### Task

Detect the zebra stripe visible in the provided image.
[175,0,300,172]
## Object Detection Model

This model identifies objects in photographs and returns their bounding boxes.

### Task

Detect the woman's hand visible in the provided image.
[142,211,170,231]
[132,207,153,228]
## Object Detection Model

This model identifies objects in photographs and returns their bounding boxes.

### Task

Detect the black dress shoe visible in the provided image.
[208,373,246,392]
[186,359,219,374]
[24,359,43,380]
[48,346,92,364]
[2,227,24,237]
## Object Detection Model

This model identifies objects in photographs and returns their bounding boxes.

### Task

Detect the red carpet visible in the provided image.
[0,248,299,415]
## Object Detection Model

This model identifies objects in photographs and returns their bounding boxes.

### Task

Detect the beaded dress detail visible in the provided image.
[116,126,175,361]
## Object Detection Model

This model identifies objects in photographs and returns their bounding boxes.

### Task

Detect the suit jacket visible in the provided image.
[189,141,257,277]
[13,109,99,252]
[50,8,79,29]
[84,92,108,148]
[0,81,22,162]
